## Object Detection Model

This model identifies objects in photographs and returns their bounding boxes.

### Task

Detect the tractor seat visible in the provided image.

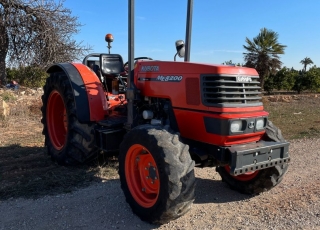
[100,54,125,76]
[99,54,126,93]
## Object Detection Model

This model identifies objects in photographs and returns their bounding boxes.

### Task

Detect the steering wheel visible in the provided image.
[123,57,153,73]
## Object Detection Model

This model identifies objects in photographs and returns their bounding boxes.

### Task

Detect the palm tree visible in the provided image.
[243,28,287,89]
[300,57,313,72]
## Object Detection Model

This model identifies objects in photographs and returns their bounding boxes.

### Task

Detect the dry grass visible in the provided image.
[264,94,320,139]
[0,93,118,201]
[0,92,319,201]
[0,91,17,103]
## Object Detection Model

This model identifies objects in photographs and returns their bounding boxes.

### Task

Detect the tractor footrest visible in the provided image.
[94,127,126,152]
[98,115,127,128]
[228,141,290,176]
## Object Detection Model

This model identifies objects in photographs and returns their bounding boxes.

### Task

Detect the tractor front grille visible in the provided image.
[201,74,262,107]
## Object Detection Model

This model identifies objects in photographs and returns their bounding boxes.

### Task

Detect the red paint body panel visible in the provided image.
[134,61,265,146]
[71,63,108,121]
[135,61,259,111]
[174,108,266,146]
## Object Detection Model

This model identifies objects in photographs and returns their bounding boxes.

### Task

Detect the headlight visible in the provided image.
[256,118,265,130]
[230,120,243,133]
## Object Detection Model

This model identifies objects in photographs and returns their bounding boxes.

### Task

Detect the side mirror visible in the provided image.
[174,40,185,61]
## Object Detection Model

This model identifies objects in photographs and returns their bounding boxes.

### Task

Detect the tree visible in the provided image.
[243,28,286,89]
[0,0,91,85]
[272,67,297,91]
[222,60,242,66]
[223,60,234,65]
[305,65,320,92]
[300,57,313,72]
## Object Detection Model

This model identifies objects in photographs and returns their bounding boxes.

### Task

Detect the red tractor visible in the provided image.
[41,0,290,224]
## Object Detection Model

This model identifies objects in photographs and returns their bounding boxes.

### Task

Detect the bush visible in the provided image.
[305,66,320,92]
[264,66,320,94]
[263,76,274,94]
[274,67,297,91]
[292,74,306,94]
[265,67,297,93]
[6,66,48,88]
[0,91,16,102]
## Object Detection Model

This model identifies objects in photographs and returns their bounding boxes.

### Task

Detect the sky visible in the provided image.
[62,0,320,70]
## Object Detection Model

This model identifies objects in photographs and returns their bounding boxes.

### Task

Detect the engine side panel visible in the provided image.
[134,61,261,111]
[134,61,266,146]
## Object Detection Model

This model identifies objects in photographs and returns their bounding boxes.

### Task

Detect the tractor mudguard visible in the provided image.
[47,63,108,122]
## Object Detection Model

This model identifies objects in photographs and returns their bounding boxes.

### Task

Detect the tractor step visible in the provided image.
[98,115,127,128]
[95,115,127,152]
[94,127,126,152]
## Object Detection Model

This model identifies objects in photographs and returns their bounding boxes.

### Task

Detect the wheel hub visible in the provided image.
[125,144,160,208]
[148,166,157,180]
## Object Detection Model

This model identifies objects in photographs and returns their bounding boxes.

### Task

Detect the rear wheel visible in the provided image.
[119,125,195,224]
[41,72,97,165]
[216,120,289,195]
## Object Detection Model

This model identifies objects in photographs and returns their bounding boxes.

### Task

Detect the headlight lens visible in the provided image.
[231,120,243,133]
[256,118,265,130]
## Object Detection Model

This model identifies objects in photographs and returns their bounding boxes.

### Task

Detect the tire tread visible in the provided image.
[41,72,97,165]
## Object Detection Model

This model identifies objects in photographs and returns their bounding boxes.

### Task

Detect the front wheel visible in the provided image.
[216,120,289,195]
[119,125,195,224]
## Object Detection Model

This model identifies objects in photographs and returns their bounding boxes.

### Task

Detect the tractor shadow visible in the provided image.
[0,144,251,205]
[0,144,117,201]
[193,177,252,204]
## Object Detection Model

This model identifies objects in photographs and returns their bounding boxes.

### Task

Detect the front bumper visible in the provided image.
[228,141,290,176]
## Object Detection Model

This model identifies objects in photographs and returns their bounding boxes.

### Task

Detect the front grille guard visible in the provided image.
[228,140,290,176]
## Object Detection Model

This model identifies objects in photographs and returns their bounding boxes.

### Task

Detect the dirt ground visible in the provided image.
[0,89,320,229]
[0,138,319,230]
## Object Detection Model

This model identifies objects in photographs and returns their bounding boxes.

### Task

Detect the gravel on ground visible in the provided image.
[0,138,319,230]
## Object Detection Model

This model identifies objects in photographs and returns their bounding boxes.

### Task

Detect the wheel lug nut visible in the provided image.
[151,181,154,184]
[142,188,146,192]
[155,176,158,180]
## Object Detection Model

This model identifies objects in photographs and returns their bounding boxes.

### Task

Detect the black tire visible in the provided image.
[264,120,286,142]
[119,125,195,224]
[41,72,97,165]
[216,120,289,195]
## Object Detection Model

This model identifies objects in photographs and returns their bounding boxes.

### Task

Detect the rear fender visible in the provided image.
[47,63,108,122]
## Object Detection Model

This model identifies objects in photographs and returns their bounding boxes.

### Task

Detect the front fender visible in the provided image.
[47,63,108,122]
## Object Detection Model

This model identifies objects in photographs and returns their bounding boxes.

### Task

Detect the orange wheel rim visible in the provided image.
[225,165,259,182]
[125,144,160,208]
[46,90,68,150]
